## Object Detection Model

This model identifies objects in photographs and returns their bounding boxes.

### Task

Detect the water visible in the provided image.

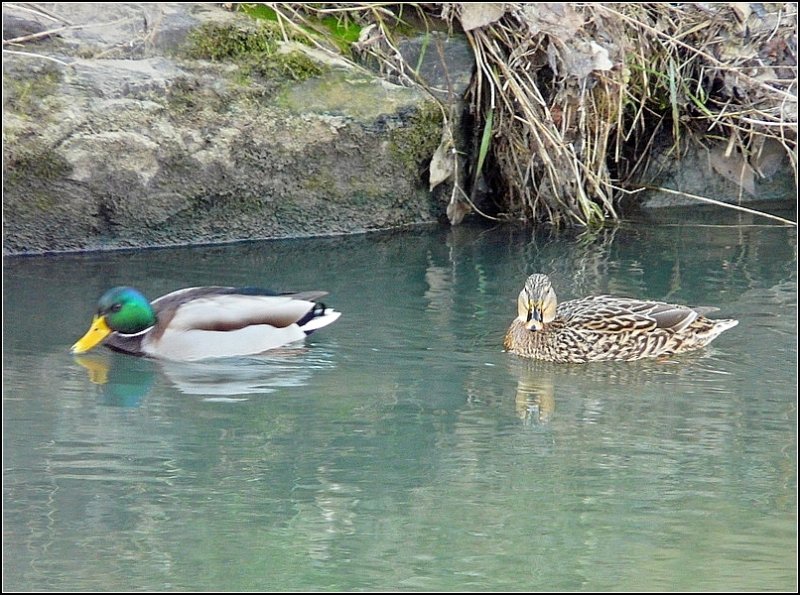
[3,217,797,591]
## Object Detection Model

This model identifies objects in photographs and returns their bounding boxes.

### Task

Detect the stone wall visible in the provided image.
[3,3,457,254]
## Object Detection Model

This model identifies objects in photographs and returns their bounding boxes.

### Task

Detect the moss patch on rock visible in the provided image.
[2,66,62,121]
[388,101,444,175]
[278,70,424,119]
[4,142,71,188]
[269,50,324,81]
[184,21,325,84]
[185,21,280,60]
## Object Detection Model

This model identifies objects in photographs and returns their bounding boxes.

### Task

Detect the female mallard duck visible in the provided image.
[504,274,738,363]
[72,286,340,361]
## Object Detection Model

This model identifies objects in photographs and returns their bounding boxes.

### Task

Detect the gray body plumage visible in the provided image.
[106,286,340,361]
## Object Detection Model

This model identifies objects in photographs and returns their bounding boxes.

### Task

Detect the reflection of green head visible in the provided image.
[74,353,155,408]
[98,287,157,334]
[103,354,156,408]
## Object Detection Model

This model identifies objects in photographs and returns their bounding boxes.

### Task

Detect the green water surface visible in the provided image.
[3,218,796,591]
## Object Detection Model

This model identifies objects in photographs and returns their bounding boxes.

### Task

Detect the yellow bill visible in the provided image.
[71,315,112,354]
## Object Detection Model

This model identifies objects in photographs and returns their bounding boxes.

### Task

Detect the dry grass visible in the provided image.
[456,3,797,225]
[267,3,796,225]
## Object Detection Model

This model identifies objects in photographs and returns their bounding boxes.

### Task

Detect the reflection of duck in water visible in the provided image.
[75,346,333,405]
[72,286,340,361]
[505,274,738,363]
[157,350,321,397]
[74,353,156,407]
[514,372,556,425]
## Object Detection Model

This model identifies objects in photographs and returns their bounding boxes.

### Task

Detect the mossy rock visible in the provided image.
[184,21,325,84]
[278,69,426,119]
[184,21,281,61]
[388,102,444,175]
[2,65,63,120]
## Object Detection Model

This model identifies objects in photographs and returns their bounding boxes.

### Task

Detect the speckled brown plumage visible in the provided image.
[504,274,738,363]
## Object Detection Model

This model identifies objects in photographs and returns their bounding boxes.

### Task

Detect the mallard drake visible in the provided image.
[72,286,340,361]
[504,274,738,363]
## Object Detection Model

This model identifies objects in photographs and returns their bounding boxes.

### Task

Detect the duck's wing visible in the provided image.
[152,287,332,333]
[139,286,340,360]
[562,296,699,333]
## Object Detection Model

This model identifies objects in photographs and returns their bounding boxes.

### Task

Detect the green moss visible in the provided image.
[238,3,281,23]
[5,143,71,186]
[184,22,326,84]
[185,22,279,61]
[267,51,324,81]
[239,4,363,52]
[164,78,200,113]
[30,190,58,212]
[3,145,70,218]
[318,15,363,47]
[303,169,397,206]
[278,70,424,119]
[3,68,62,119]
[175,185,272,222]
[302,170,337,194]
[3,69,70,214]
[388,102,444,174]
[163,77,228,114]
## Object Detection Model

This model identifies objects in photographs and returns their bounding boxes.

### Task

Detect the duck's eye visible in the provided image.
[110,303,123,313]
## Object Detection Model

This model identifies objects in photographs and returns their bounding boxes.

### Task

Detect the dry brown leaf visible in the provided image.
[429,138,454,191]
[729,2,752,27]
[523,3,584,39]
[563,40,614,78]
[446,197,471,225]
[458,3,507,32]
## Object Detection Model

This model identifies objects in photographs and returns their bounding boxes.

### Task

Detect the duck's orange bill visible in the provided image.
[71,315,112,354]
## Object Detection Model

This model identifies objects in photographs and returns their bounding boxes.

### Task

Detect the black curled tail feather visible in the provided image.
[296,302,328,333]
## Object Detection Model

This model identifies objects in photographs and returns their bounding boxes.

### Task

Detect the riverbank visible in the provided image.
[3,3,796,255]
[3,4,463,254]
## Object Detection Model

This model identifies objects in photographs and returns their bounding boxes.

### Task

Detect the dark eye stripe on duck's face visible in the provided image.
[519,274,558,330]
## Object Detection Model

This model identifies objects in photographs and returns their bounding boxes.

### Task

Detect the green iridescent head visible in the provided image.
[72,287,156,353]
[96,287,156,333]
